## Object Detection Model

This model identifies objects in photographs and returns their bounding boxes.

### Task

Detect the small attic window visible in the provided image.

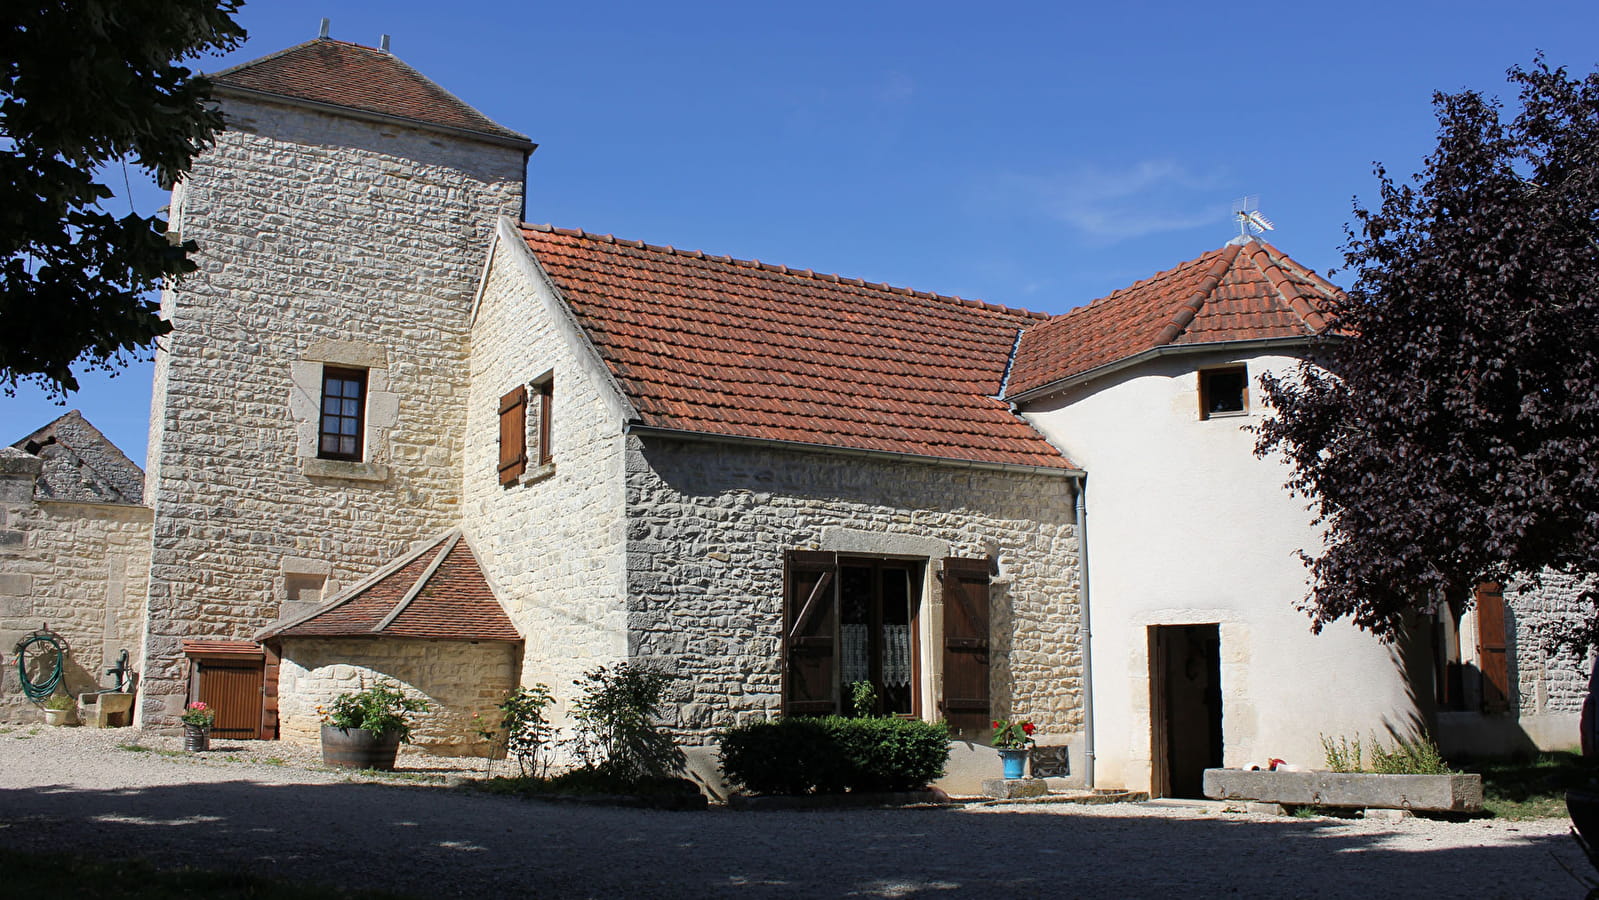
[1199,366,1248,419]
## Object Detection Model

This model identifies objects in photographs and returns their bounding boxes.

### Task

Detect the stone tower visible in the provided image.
[140,36,531,728]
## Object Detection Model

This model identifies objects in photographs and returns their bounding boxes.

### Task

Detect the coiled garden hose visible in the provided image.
[14,631,66,702]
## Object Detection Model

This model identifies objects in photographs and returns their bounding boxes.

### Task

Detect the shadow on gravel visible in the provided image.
[0,780,1585,899]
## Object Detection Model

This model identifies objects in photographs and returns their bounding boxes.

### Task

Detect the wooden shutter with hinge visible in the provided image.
[498,385,527,485]
[1475,582,1510,713]
[941,556,991,738]
[783,551,838,716]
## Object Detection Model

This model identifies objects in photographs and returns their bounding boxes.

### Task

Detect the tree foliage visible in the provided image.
[1256,60,1599,648]
[1,1,245,393]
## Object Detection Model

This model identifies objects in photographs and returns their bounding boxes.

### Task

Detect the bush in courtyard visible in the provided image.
[476,684,556,777]
[567,663,685,783]
[717,716,951,795]
[829,716,951,791]
[717,717,851,795]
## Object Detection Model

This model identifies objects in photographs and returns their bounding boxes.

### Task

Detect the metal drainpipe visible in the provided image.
[1074,474,1096,790]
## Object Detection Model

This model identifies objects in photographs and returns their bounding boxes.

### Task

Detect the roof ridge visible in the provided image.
[1150,242,1244,346]
[520,223,1051,322]
[1246,241,1333,332]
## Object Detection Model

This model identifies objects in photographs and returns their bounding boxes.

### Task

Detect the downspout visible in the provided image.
[1074,473,1095,790]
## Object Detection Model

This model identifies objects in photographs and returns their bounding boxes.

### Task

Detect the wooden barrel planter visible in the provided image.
[321,725,402,770]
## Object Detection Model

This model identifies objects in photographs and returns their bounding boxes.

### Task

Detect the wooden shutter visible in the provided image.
[783,551,838,716]
[1475,582,1510,713]
[194,660,265,740]
[498,385,527,485]
[941,556,991,738]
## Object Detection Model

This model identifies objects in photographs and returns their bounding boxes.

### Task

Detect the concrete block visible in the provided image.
[1246,801,1287,816]
[1202,768,1483,813]
[982,777,1047,800]
[1363,807,1414,821]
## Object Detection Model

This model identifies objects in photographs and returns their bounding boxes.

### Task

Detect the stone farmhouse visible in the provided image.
[1,35,1586,796]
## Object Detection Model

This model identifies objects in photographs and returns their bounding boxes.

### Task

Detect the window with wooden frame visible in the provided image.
[1198,365,1248,419]
[317,367,367,460]
[533,375,553,466]
[498,385,528,485]
[781,551,944,721]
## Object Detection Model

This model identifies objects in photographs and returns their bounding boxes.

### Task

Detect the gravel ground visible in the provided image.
[0,725,1590,899]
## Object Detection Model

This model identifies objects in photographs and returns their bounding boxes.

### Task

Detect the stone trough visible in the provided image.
[1202,768,1483,813]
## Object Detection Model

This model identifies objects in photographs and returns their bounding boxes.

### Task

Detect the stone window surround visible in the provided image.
[288,340,398,482]
[812,528,965,722]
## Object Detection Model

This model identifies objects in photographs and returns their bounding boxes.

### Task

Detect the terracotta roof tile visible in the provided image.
[210,39,531,146]
[265,531,519,642]
[1007,240,1341,396]
[521,225,1074,470]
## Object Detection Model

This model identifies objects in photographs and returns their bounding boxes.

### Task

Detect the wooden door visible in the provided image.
[1475,582,1510,713]
[940,556,991,739]
[195,660,265,739]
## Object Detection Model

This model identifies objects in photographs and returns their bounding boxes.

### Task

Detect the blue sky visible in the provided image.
[6,0,1598,464]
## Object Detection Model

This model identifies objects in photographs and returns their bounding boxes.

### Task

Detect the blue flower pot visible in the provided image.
[998,748,1029,780]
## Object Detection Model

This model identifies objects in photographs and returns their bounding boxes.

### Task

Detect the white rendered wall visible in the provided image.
[1022,351,1424,792]
[462,230,631,729]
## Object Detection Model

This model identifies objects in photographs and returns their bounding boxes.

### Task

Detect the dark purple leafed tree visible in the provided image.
[0,1,246,394]
[1256,60,1599,652]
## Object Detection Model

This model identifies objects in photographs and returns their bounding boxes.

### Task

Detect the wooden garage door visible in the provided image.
[195,660,265,739]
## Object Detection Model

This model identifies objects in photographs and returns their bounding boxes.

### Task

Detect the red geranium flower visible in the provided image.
[1022,722,1036,735]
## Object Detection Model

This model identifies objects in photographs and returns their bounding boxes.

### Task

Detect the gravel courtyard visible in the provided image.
[0,726,1589,899]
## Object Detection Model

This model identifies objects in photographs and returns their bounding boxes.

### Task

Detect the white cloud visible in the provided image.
[986,160,1231,242]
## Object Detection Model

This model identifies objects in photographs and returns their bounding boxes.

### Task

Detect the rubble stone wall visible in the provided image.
[1,455,150,721]
[276,637,520,757]
[624,436,1082,741]
[140,97,524,726]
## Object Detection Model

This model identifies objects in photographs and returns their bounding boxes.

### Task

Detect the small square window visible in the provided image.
[1199,366,1248,419]
[318,367,367,460]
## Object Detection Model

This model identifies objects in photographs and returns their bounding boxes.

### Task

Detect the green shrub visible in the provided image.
[480,684,556,777]
[717,716,951,795]
[567,663,684,784]
[717,717,851,795]
[829,716,951,791]
[1321,732,1455,775]
[323,681,429,742]
[1369,736,1454,775]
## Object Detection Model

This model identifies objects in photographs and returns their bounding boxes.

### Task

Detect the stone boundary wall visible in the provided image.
[141,96,524,726]
[275,637,520,757]
[1,455,150,722]
[624,436,1081,741]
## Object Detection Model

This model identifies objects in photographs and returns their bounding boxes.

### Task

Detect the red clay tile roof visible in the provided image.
[1007,240,1341,397]
[210,39,531,146]
[520,225,1076,470]
[263,531,519,642]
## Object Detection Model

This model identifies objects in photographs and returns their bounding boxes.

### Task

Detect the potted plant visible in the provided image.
[180,701,216,751]
[992,718,1037,780]
[319,681,429,771]
[41,693,76,726]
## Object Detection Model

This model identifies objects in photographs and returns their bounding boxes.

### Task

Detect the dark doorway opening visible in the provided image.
[1150,624,1222,799]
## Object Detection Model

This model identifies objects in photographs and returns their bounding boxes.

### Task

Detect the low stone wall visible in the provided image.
[275,637,520,757]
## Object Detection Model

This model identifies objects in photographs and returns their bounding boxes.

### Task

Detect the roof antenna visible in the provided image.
[380,34,391,52]
[1229,195,1274,245]
[318,18,330,39]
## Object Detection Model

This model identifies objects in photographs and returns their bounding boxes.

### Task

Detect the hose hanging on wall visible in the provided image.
[14,628,67,702]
